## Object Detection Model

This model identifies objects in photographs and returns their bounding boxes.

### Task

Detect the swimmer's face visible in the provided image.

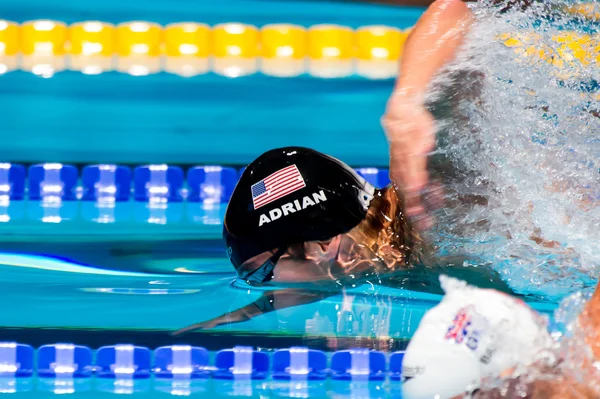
[239,233,380,285]
[272,234,367,283]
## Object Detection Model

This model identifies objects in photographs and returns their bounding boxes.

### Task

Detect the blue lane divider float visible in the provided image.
[28,164,78,201]
[0,342,406,382]
[330,349,387,380]
[238,166,247,180]
[0,164,25,200]
[0,163,392,206]
[389,351,405,381]
[0,343,34,377]
[356,167,391,189]
[96,345,152,379]
[272,347,328,380]
[154,345,210,379]
[213,346,269,380]
[82,165,132,202]
[187,166,237,204]
[37,344,94,378]
[134,165,184,203]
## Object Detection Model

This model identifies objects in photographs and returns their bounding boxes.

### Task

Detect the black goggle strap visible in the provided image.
[242,246,287,283]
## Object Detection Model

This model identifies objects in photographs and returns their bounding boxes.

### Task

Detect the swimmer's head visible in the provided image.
[224,147,388,283]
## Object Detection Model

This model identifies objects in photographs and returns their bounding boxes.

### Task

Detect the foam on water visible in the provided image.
[427,0,599,300]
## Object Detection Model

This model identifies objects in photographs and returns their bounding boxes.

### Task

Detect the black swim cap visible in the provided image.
[224,147,376,275]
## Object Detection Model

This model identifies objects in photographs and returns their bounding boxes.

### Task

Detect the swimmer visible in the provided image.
[176,144,597,393]
[173,146,514,335]
[402,274,600,398]
[223,146,414,285]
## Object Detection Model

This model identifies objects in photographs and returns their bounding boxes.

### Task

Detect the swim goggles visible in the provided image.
[238,247,287,284]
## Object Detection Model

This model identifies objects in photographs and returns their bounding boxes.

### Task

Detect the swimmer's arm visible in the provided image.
[393,0,473,102]
[473,377,597,398]
[172,289,334,335]
[578,280,600,360]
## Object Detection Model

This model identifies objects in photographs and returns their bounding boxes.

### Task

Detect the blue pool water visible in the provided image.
[2,0,594,397]
[0,72,397,166]
[0,202,557,336]
[0,0,422,167]
[0,204,558,397]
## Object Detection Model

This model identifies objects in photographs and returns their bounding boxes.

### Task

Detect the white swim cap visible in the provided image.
[402,342,482,399]
[402,275,552,399]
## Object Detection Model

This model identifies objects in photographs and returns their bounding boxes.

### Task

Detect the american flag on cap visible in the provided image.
[251,164,306,209]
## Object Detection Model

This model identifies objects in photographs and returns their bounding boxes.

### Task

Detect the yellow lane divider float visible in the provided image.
[164,22,211,76]
[0,19,413,79]
[70,21,115,74]
[261,24,306,77]
[0,20,19,73]
[0,19,597,79]
[21,20,67,76]
[564,3,599,21]
[498,30,599,80]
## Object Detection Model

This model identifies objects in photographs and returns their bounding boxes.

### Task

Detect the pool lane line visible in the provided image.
[0,326,410,352]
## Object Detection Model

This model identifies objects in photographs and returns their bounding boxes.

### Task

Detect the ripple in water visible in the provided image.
[427,0,599,301]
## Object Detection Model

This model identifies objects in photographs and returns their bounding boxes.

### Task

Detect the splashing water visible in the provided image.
[474,289,599,397]
[428,0,600,300]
